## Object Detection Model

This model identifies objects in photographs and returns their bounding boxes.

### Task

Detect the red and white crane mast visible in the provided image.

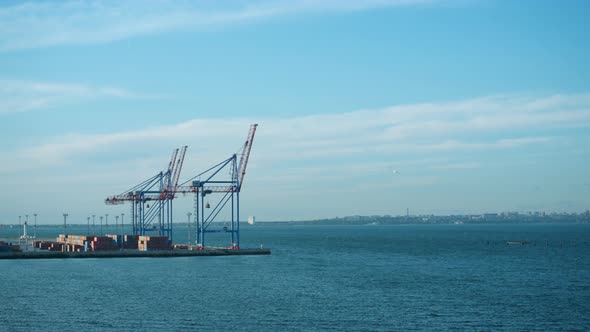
[237,124,258,191]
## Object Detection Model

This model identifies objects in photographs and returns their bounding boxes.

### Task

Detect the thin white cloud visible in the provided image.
[0,0,440,52]
[0,80,160,113]
[430,162,480,170]
[408,136,553,152]
[15,92,590,166]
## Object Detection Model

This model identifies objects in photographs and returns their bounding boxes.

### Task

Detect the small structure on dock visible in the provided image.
[19,221,30,240]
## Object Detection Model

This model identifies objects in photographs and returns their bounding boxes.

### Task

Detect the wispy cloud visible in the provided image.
[0,0,439,51]
[0,80,159,113]
[430,162,480,170]
[16,92,590,167]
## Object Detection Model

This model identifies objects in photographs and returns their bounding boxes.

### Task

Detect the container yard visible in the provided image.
[0,232,270,259]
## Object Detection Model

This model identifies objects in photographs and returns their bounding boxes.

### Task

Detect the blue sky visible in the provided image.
[0,0,589,223]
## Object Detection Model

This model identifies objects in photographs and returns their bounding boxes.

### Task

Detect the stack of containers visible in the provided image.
[90,236,118,251]
[123,235,139,249]
[138,236,171,251]
[105,234,123,247]
[65,244,84,252]
[57,234,91,252]
[65,235,87,246]
[33,240,54,250]
[48,242,64,251]
[56,235,69,252]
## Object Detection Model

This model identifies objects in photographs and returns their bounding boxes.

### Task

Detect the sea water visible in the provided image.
[1,223,589,331]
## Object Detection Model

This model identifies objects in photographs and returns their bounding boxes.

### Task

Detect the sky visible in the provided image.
[0,0,589,224]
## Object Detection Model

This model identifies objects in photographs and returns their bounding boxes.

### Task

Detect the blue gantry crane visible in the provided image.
[177,123,258,249]
[105,146,187,242]
[105,124,257,249]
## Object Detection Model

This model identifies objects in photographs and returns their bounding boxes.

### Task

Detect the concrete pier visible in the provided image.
[0,248,271,259]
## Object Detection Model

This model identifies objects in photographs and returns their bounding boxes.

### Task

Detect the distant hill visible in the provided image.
[281,212,590,225]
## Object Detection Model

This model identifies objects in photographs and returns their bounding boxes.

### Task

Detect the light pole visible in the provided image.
[63,213,68,235]
[100,216,103,235]
[87,216,91,235]
[115,215,119,235]
[17,216,21,245]
[187,212,192,245]
[121,213,125,235]
[33,213,37,239]
[105,214,109,235]
[92,215,96,234]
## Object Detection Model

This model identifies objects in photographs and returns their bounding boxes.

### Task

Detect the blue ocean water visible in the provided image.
[1,223,589,331]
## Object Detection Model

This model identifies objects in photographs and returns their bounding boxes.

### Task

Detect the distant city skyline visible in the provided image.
[0,0,589,223]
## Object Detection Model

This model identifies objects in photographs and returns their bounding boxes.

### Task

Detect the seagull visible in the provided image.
[392,169,399,174]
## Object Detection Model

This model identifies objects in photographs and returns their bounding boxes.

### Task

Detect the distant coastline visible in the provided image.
[1,211,589,227]
[266,211,590,225]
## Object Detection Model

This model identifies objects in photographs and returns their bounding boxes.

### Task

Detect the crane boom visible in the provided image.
[166,148,179,189]
[237,124,258,191]
[170,146,188,198]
